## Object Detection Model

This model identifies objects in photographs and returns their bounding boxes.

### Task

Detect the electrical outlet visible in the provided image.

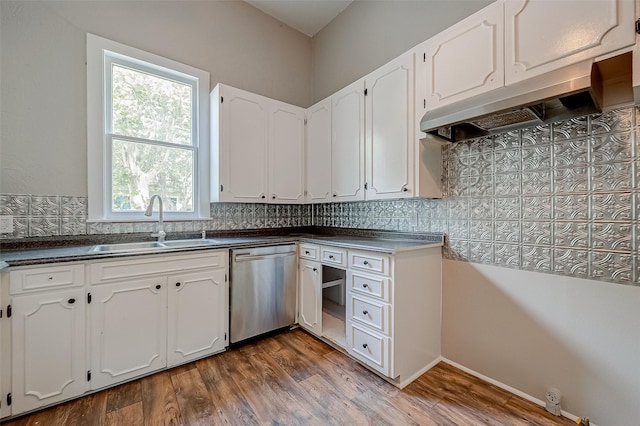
[0,215,14,233]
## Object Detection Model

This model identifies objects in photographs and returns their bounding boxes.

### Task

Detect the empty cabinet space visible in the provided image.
[321,265,346,347]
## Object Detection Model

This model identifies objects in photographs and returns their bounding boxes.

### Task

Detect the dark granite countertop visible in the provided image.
[0,227,443,268]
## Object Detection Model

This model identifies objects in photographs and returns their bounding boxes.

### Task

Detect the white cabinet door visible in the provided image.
[365,53,415,200]
[331,79,365,202]
[305,98,332,203]
[269,100,305,203]
[167,269,227,366]
[420,2,504,110]
[11,288,85,413]
[505,0,635,84]
[90,278,167,389]
[217,85,269,202]
[298,259,322,336]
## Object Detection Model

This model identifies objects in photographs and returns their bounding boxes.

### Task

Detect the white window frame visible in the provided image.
[87,33,210,221]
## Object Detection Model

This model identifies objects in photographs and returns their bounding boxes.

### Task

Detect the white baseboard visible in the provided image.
[440,358,587,425]
[396,356,442,389]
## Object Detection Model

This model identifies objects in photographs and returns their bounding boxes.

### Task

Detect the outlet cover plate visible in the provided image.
[0,215,14,233]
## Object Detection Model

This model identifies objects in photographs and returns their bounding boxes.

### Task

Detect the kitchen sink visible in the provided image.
[90,239,218,253]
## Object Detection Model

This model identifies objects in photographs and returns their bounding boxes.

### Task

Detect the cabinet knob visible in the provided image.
[48,276,53,280]
[362,343,368,349]
[261,195,266,199]
[362,283,369,288]
[329,255,334,260]
[272,195,276,199]
[155,285,161,290]
[363,261,369,265]
[68,298,76,304]
[176,282,181,287]
[312,268,317,272]
[305,251,310,255]
[403,187,409,192]
[333,194,337,197]
[362,310,368,316]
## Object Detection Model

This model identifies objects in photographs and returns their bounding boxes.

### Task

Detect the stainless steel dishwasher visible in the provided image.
[230,244,297,343]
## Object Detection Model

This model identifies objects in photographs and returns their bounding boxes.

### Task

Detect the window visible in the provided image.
[87,34,209,220]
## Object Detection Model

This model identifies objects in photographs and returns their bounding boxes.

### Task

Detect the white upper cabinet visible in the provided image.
[269,100,305,203]
[331,79,366,202]
[211,84,269,202]
[420,1,504,110]
[305,97,332,204]
[365,53,415,200]
[211,84,305,204]
[505,0,636,84]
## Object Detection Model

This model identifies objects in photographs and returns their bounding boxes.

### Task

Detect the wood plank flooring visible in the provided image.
[3,329,575,426]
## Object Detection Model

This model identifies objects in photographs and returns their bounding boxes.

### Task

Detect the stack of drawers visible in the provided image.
[345,250,393,377]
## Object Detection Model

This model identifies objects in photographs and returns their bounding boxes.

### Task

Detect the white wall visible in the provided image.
[443,260,640,425]
[0,0,311,196]
[311,0,491,102]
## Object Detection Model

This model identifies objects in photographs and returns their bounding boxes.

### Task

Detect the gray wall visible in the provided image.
[311,0,492,102]
[0,0,311,196]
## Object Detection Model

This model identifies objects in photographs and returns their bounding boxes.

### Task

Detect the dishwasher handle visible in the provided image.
[234,252,296,262]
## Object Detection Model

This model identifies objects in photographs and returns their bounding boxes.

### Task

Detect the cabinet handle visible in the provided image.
[176,282,181,287]
[363,261,369,265]
[68,298,76,304]
[362,283,369,288]
[362,310,368,315]
[155,285,161,290]
[362,343,368,349]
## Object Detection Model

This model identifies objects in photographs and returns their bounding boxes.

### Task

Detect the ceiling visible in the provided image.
[245,0,353,37]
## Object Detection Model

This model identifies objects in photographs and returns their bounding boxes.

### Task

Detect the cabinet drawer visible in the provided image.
[10,264,85,294]
[348,251,391,276]
[348,323,390,376]
[90,251,226,284]
[320,247,347,267]
[299,243,319,261]
[349,294,390,335]
[348,272,390,302]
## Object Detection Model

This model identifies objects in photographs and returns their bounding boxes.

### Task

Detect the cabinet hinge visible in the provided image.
[0,308,2,319]
[6,393,11,406]
[304,118,307,125]
[224,332,227,341]
[225,273,228,282]
[364,182,368,190]
[424,99,426,109]
[87,293,92,304]
[6,305,11,318]
[423,52,426,62]
[221,96,224,103]
[220,184,224,192]
[364,88,368,96]
[636,18,640,34]
[87,370,91,381]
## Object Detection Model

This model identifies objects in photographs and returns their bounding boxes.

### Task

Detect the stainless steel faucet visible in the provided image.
[144,195,166,242]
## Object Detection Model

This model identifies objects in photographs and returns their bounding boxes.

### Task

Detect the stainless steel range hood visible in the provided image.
[420,52,634,143]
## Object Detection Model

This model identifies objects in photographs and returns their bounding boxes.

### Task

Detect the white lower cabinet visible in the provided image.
[298,244,442,388]
[298,259,322,336]
[90,277,168,389]
[11,288,86,413]
[167,269,227,366]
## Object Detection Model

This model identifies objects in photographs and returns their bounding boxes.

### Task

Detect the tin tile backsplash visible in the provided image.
[1,106,639,286]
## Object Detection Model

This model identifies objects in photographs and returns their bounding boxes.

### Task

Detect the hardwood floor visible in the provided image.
[3,329,574,426]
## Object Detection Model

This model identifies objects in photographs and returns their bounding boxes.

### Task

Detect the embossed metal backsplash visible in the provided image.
[314,106,639,286]
[1,106,638,285]
[0,198,312,237]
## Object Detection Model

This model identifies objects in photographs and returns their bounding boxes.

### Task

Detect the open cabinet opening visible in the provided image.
[321,265,346,347]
